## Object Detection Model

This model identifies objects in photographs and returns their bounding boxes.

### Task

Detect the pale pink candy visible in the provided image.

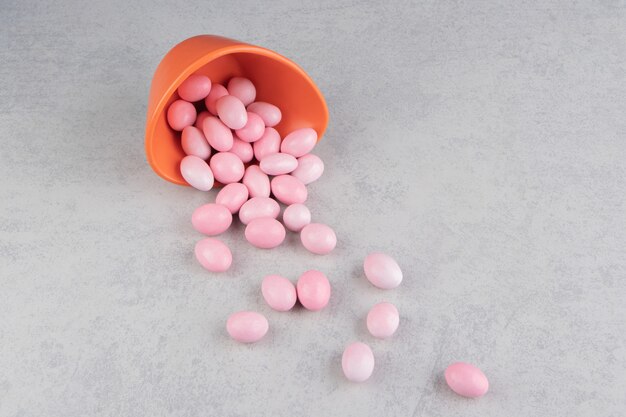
[238,197,280,225]
[261,275,297,312]
[235,112,265,142]
[216,95,247,129]
[296,270,331,311]
[205,83,228,115]
[282,203,311,232]
[226,311,268,343]
[271,175,307,205]
[194,111,211,129]
[291,154,324,185]
[180,155,214,191]
[300,223,336,255]
[242,165,270,198]
[245,217,286,249]
[177,74,211,102]
[363,253,402,289]
[230,138,254,163]
[181,126,211,159]
[191,203,233,236]
[202,116,233,152]
[209,152,244,184]
[227,77,256,106]
[247,102,282,127]
[444,362,489,398]
[194,238,232,272]
[253,128,281,161]
[280,128,317,157]
[366,302,399,339]
[216,183,249,214]
[260,153,298,176]
[167,100,196,131]
[342,342,375,382]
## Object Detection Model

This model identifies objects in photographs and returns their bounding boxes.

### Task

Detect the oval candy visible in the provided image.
[191,203,232,236]
[280,127,317,157]
[253,128,281,161]
[342,342,375,382]
[238,197,280,225]
[181,126,211,159]
[245,217,286,249]
[227,77,256,106]
[226,311,268,343]
[247,102,282,127]
[363,253,402,289]
[216,95,247,129]
[261,275,297,312]
[202,116,233,152]
[205,83,229,115]
[178,74,211,102]
[209,152,245,184]
[282,203,311,232]
[194,238,232,272]
[296,270,331,311]
[300,223,336,255]
[216,183,249,214]
[271,175,307,205]
[167,99,196,131]
[242,165,270,198]
[180,155,214,191]
[291,154,324,185]
[444,362,489,398]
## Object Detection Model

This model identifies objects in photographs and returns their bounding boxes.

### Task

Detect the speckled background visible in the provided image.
[1,0,625,416]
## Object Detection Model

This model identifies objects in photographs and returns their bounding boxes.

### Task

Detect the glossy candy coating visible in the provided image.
[300,223,336,255]
[253,128,281,161]
[342,342,375,382]
[216,95,247,129]
[245,217,286,249]
[216,183,249,214]
[261,275,297,311]
[363,253,403,289]
[247,102,281,127]
[238,197,280,225]
[202,116,233,152]
[444,362,489,398]
[282,203,311,232]
[260,153,298,176]
[235,111,265,142]
[191,203,232,236]
[296,270,331,311]
[229,138,254,163]
[204,83,228,115]
[227,77,256,106]
[181,126,211,159]
[167,99,196,131]
[194,238,232,272]
[177,74,211,102]
[242,165,270,198]
[280,127,317,157]
[291,154,324,184]
[180,155,214,191]
[366,302,399,339]
[209,152,245,184]
[270,175,307,205]
[226,311,268,343]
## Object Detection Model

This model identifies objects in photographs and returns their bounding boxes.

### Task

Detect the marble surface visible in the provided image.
[1,1,625,416]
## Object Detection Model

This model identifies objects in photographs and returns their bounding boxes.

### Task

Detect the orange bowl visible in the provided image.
[145,35,329,186]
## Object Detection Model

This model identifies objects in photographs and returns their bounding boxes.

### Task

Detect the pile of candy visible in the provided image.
[165,73,488,396]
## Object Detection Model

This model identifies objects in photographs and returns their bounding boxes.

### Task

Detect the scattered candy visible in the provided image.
[245,217,286,249]
[271,175,307,205]
[209,152,245,184]
[181,126,211,159]
[226,311,268,343]
[227,77,256,106]
[253,128,281,161]
[177,74,212,102]
[194,110,211,129]
[205,83,228,115]
[300,223,336,255]
[261,275,297,311]
[363,253,403,289]
[281,127,317,157]
[215,183,249,214]
[202,116,234,152]
[296,270,331,311]
[259,153,298,176]
[291,154,324,185]
[366,302,399,339]
[444,362,489,398]
[179,155,214,191]
[238,197,280,225]
[235,111,265,142]
[194,238,232,272]
[191,203,232,236]
[216,95,248,130]
[282,203,311,232]
[242,165,271,198]
[342,342,375,382]
[167,99,196,131]
[247,102,281,127]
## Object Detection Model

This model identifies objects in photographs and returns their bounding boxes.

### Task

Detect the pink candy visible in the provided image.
[300,223,336,255]
[260,153,298,176]
[363,253,403,289]
[205,83,228,115]
[180,155,213,191]
[247,102,281,127]
[209,152,245,184]
[167,99,196,131]
[271,175,307,205]
[194,238,232,272]
[181,126,211,160]
[281,127,318,157]
[366,302,399,339]
[191,203,232,236]
[177,74,211,102]
[202,116,233,152]
[262,275,297,311]
[291,154,324,185]
[215,183,249,214]
[235,111,265,142]
[253,128,281,161]
[226,311,268,343]
[227,77,256,106]
[242,165,270,198]
[245,217,286,249]
[282,203,311,232]
[216,95,248,130]
[229,138,254,163]
[238,197,280,225]
[296,270,331,311]
[342,342,375,382]
[444,362,489,398]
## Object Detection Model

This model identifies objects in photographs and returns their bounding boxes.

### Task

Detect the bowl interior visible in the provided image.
[149,52,328,185]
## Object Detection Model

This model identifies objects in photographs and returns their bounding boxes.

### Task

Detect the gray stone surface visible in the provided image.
[1,1,625,416]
